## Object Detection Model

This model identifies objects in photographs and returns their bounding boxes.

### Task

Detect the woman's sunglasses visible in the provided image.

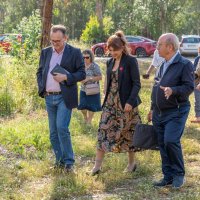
[83,56,90,59]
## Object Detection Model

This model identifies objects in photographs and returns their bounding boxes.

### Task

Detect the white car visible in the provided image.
[180,35,200,55]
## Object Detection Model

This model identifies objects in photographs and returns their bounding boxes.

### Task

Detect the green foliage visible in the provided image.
[81,15,114,43]
[0,0,39,33]
[0,51,44,116]
[53,0,92,39]
[81,15,100,43]
[1,0,200,42]
[0,90,15,116]
[11,9,41,58]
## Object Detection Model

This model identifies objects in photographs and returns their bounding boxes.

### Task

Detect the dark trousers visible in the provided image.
[152,105,190,180]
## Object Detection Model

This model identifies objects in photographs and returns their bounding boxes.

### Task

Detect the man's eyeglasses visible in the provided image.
[51,40,62,44]
[157,42,167,48]
[83,56,90,59]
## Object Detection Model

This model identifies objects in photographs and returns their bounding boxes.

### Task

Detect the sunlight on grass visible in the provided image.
[182,138,200,155]
[0,57,200,199]
[73,135,96,157]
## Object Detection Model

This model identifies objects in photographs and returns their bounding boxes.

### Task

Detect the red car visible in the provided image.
[0,34,22,53]
[91,35,157,57]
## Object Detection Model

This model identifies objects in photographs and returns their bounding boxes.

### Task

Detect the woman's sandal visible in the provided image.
[123,163,137,173]
[91,168,101,176]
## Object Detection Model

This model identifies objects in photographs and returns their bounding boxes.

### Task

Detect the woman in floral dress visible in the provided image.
[91,30,142,175]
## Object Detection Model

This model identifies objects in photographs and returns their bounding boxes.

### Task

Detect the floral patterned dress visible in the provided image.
[97,69,141,153]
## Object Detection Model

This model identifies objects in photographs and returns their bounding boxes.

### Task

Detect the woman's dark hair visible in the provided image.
[107,30,130,55]
[82,49,94,63]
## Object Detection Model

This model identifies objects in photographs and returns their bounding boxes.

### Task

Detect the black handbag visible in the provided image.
[133,123,159,150]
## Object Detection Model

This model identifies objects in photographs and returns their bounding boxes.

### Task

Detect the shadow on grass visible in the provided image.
[72,109,100,137]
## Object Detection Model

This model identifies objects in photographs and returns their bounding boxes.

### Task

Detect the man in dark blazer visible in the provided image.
[148,33,194,188]
[36,25,85,171]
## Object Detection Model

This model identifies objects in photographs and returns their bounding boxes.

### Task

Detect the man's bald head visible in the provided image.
[159,33,179,52]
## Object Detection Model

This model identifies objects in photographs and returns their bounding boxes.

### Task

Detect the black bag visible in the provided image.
[50,64,69,76]
[133,123,159,150]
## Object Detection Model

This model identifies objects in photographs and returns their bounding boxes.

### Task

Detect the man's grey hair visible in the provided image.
[51,24,67,35]
[161,33,179,51]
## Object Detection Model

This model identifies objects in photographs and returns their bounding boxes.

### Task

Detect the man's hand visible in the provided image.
[124,103,132,112]
[160,86,172,99]
[147,110,153,122]
[196,83,200,91]
[53,73,67,82]
[142,74,150,79]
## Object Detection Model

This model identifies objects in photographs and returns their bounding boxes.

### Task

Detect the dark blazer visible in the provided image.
[151,53,194,111]
[36,44,86,109]
[103,53,141,109]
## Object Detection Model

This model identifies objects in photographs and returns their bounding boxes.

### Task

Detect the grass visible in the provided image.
[0,58,200,199]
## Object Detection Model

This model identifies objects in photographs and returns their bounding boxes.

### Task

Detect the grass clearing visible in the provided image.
[0,58,200,199]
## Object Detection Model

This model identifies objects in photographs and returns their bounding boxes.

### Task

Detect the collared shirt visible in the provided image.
[152,49,164,68]
[162,51,179,77]
[46,46,65,92]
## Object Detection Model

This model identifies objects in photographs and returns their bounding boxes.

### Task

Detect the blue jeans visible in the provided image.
[152,105,190,180]
[194,89,200,117]
[45,94,75,166]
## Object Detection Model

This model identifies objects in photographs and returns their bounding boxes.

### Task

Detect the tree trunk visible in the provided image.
[96,0,104,40]
[40,0,53,49]
[0,8,4,32]
[160,2,166,33]
[38,0,44,18]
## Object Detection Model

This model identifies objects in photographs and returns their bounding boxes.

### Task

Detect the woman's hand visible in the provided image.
[196,83,200,91]
[124,103,132,112]
[81,77,90,84]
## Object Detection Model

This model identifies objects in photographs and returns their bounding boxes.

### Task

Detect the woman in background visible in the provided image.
[78,49,102,125]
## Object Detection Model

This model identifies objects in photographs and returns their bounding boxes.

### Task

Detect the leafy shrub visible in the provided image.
[0,50,44,116]
[11,9,41,58]
[81,15,114,43]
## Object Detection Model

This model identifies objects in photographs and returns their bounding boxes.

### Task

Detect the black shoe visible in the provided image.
[50,162,64,170]
[153,178,173,187]
[172,176,185,189]
[64,165,75,173]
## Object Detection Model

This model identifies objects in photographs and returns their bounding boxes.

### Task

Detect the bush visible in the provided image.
[11,9,41,58]
[81,15,114,43]
[0,50,44,116]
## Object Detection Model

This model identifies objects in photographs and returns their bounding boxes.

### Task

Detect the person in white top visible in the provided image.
[143,49,165,79]
[191,54,200,123]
